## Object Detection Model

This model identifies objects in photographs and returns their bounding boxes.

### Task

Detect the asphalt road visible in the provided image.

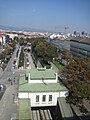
[27,52,35,69]
[0,45,21,120]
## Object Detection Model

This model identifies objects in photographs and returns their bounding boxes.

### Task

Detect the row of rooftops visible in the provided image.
[0,30,90,45]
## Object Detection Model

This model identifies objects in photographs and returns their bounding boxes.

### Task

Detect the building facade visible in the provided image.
[70,38,90,58]
[0,34,6,45]
[18,67,68,107]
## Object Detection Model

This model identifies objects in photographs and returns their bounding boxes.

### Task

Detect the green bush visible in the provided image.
[18,47,24,67]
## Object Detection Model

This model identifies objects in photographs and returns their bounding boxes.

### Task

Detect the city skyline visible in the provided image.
[0,0,90,33]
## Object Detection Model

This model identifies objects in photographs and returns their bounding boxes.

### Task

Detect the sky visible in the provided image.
[0,0,90,33]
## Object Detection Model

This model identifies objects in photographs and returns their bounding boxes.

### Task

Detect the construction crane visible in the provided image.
[54,25,69,34]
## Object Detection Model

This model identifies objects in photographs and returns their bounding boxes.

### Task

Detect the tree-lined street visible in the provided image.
[0,45,20,120]
[0,43,36,120]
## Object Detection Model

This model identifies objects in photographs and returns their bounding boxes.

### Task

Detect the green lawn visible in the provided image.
[40,60,51,69]
[53,60,63,69]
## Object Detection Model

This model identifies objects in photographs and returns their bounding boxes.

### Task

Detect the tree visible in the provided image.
[61,49,72,60]
[18,47,24,67]
[14,36,19,43]
[19,37,25,46]
[32,38,57,64]
[10,39,16,48]
[64,58,90,84]
[66,81,90,105]
[6,35,10,43]
[62,57,90,104]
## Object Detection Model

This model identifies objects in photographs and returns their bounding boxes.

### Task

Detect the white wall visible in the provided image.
[18,91,68,107]
[28,79,57,84]
[28,73,57,84]
[29,92,59,107]
[2,36,6,45]
[60,91,68,97]
[0,37,2,43]
[0,36,6,45]
[18,92,29,98]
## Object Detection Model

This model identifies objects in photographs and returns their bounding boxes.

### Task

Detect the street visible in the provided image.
[0,45,35,120]
[0,45,21,120]
[24,51,35,69]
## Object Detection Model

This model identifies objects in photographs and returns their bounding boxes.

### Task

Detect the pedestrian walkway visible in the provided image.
[0,87,11,116]
[28,53,35,69]
[0,85,17,120]
[0,67,3,78]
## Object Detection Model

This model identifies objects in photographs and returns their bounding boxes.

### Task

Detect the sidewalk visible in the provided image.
[0,87,10,116]
[28,53,35,69]
[0,86,12,117]
[0,67,3,78]
[0,85,17,120]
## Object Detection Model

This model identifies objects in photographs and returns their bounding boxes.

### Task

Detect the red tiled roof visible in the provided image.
[79,38,90,44]
[0,33,6,37]
[0,34,3,37]
[70,37,90,45]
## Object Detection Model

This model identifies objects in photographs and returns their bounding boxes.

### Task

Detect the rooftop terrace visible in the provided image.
[19,74,68,92]
[18,99,32,120]
[26,68,56,79]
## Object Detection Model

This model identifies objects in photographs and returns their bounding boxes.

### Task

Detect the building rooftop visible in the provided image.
[19,74,68,92]
[70,37,90,45]
[26,68,56,80]
[79,38,90,45]
[18,99,32,120]
[70,36,83,41]
[57,97,75,120]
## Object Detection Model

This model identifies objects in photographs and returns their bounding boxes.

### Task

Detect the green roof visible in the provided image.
[19,74,68,92]
[57,98,74,120]
[26,68,56,79]
[19,99,32,120]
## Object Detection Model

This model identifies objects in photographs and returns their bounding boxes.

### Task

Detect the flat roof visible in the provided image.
[70,37,90,45]
[26,68,56,79]
[58,97,75,120]
[18,99,32,120]
[19,74,68,92]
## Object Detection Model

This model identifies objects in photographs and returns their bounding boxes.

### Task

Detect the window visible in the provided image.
[36,95,39,102]
[42,95,46,102]
[49,95,52,102]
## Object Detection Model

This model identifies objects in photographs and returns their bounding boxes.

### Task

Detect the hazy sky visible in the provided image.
[0,0,90,33]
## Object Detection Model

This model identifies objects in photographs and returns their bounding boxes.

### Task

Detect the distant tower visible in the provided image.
[64,26,69,34]
[74,31,77,35]
[81,31,85,36]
